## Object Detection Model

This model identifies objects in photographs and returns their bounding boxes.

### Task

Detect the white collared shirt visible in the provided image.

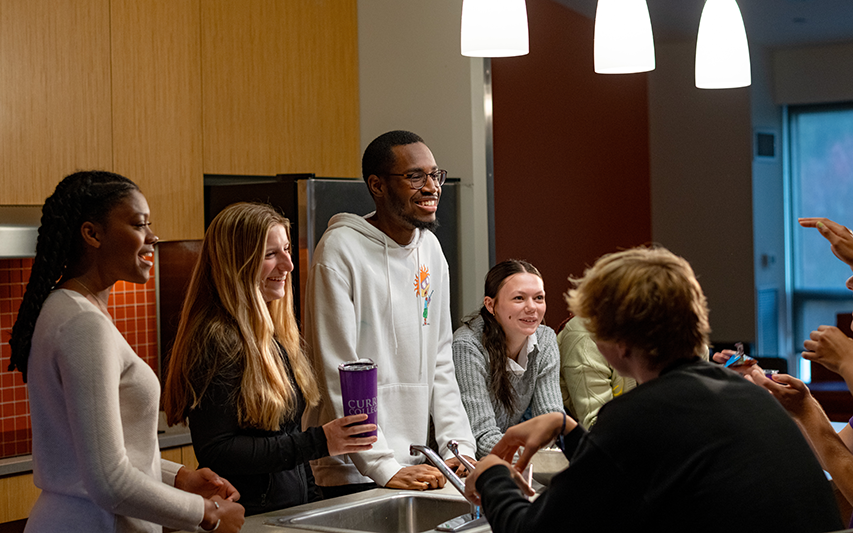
[507,334,538,376]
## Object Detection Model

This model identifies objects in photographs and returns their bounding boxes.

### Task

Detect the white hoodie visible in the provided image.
[303,213,476,487]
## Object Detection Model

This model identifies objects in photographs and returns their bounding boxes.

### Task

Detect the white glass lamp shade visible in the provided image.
[461,0,529,57]
[594,0,655,74]
[695,0,751,89]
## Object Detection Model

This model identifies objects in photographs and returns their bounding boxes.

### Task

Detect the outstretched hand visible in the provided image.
[745,368,814,420]
[799,217,853,268]
[490,412,574,474]
[803,324,853,381]
[322,414,378,456]
[463,454,534,507]
[711,349,760,377]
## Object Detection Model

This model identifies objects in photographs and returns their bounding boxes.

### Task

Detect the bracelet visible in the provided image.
[556,412,567,451]
[197,500,220,532]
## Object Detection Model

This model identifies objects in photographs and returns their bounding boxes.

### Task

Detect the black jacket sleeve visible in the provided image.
[560,423,585,457]
[188,373,329,477]
[476,426,631,533]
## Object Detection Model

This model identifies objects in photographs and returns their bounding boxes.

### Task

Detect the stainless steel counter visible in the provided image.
[182,485,492,533]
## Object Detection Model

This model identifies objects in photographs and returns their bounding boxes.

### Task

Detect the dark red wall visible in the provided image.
[492,0,652,326]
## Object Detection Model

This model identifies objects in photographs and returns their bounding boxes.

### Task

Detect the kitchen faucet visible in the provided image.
[410,444,487,532]
[447,440,476,472]
[409,444,466,494]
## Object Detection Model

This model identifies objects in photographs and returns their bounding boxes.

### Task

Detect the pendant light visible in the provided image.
[461,0,529,57]
[695,0,751,89]
[594,0,655,74]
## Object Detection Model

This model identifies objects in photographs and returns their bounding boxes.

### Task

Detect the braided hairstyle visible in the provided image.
[463,259,543,414]
[8,170,139,381]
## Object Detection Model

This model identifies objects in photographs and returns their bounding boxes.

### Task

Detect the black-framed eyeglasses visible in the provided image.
[385,169,447,190]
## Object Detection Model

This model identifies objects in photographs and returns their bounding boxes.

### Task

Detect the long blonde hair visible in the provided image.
[164,203,319,430]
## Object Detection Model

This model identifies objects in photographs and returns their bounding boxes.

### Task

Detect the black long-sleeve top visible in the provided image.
[476,359,843,533]
[188,346,329,516]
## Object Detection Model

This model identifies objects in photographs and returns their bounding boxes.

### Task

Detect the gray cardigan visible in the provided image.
[452,316,564,458]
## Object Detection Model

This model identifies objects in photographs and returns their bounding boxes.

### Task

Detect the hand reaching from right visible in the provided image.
[463,454,533,507]
[490,412,575,474]
[803,325,853,376]
[322,414,378,456]
[745,369,815,421]
[799,217,853,268]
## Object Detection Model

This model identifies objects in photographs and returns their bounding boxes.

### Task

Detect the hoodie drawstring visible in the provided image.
[416,244,424,381]
[384,234,399,358]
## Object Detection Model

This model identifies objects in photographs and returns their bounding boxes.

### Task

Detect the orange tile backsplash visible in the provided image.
[0,258,158,459]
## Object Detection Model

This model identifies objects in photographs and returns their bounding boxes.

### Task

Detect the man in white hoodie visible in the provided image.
[304,130,477,497]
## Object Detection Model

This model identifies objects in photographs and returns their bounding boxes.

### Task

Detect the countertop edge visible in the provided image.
[0,412,192,478]
[176,486,491,533]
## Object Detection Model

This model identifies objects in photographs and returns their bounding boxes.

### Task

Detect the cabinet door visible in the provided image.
[0,473,40,523]
[111,0,204,241]
[201,0,360,178]
[0,0,112,204]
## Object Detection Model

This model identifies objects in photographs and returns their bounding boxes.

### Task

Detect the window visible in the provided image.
[786,103,853,380]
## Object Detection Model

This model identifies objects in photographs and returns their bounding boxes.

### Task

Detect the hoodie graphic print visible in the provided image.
[414,264,433,326]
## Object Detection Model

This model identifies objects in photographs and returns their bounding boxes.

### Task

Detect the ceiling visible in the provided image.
[552,0,853,48]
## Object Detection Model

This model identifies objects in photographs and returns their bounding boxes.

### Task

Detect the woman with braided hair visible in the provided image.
[8,171,244,533]
[452,259,564,459]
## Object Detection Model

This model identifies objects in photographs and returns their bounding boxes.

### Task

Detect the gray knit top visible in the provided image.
[452,315,565,458]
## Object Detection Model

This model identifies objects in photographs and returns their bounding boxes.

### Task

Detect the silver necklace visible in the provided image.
[74,278,110,315]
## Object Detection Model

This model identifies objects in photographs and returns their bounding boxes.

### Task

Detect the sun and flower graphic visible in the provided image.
[414,265,433,326]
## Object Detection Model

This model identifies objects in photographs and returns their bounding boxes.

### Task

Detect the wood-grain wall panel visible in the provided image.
[0,0,112,203]
[110,0,204,240]
[201,0,360,178]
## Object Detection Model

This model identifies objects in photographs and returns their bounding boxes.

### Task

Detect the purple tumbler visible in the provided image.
[338,359,378,437]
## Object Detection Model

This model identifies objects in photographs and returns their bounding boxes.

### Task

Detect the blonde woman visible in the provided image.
[164,202,376,515]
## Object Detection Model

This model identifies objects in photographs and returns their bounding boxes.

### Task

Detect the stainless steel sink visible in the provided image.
[267,492,476,533]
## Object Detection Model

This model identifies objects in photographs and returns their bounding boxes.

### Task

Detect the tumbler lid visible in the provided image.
[338,358,376,371]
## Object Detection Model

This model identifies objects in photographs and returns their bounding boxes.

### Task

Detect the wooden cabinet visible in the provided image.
[0,0,112,204]
[201,0,360,178]
[0,0,360,241]
[111,0,204,242]
[0,445,197,525]
[0,473,40,523]
[159,444,199,471]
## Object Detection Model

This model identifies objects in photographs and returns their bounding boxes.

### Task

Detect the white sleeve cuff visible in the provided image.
[161,458,184,487]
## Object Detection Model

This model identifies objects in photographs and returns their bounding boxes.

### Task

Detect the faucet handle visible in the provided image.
[447,440,476,472]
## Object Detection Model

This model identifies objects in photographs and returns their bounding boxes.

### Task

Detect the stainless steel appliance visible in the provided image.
[203,173,461,327]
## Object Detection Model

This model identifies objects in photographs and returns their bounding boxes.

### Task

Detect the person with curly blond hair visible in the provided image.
[465,246,842,533]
